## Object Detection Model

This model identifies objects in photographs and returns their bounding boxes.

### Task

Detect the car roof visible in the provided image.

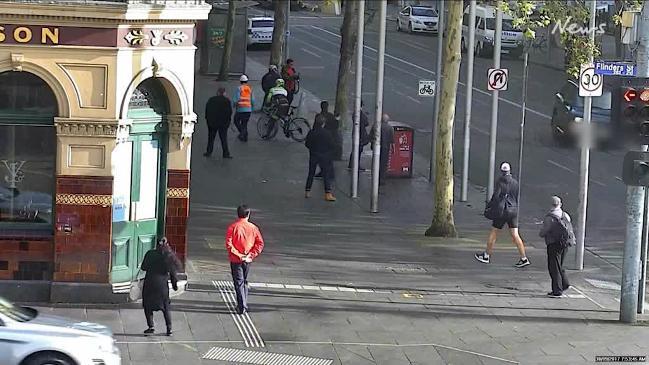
[411,5,433,8]
[250,17,273,21]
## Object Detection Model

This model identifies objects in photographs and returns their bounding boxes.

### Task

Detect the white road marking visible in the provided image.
[300,66,326,70]
[310,25,552,120]
[407,95,422,104]
[203,346,333,364]
[547,159,576,174]
[615,176,623,182]
[301,47,323,59]
[572,285,606,310]
[472,125,490,136]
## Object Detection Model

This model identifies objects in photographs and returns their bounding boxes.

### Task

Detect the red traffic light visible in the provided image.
[641,89,649,103]
[624,88,638,102]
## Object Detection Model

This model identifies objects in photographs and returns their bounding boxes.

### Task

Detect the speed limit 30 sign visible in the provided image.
[579,63,603,97]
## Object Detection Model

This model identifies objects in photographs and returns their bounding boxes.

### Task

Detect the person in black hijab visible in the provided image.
[141,237,179,336]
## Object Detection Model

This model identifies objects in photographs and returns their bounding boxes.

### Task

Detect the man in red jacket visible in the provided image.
[225,205,265,314]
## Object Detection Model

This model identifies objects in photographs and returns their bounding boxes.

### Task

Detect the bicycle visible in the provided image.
[257,105,310,142]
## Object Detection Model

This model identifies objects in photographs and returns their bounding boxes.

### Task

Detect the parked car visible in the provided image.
[461,5,525,58]
[247,17,274,48]
[396,5,439,34]
[551,79,613,146]
[0,297,121,365]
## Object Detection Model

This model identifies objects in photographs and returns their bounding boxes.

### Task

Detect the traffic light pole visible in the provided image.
[460,0,476,202]
[487,9,502,200]
[351,0,365,199]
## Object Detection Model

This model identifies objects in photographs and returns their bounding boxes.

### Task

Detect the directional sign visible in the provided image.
[418,80,436,97]
[594,61,636,76]
[579,63,603,97]
[487,68,508,91]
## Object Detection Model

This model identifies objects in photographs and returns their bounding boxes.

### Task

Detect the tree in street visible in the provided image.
[332,0,358,160]
[425,0,463,238]
[270,0,288,67]
[218,0,236,81]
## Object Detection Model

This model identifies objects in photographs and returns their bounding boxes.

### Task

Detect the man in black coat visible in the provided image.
[305,117,337,201]
[204,87,233,159]
[261,65,281,101]
[314,101,339,177]
[348,100,370,170]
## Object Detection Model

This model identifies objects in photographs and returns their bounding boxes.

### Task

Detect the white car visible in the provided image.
[461,5,525,58]
[396,5,439,34]
[247,17,274,47]
[0,297,121,365]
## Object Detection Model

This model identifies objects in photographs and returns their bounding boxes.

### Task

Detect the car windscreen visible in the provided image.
[486,18,518,31]
[252,20,274,28]
[0,297,36,322]
[412,8,437,17]
[574,90,612,110]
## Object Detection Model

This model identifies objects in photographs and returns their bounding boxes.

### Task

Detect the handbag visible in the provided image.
[129,269,144,301]
[483,193,508,220]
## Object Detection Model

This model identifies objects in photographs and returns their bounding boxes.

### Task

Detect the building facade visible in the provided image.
[0,0,210,302]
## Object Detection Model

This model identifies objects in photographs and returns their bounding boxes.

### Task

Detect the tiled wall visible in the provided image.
[54,175,113,283]
[0,233,54,280]
[165,169,190,271]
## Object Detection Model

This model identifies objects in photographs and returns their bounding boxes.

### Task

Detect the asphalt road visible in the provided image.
[247,10,628,262]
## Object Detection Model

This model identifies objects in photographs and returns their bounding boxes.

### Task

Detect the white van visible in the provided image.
[461,5,524,58]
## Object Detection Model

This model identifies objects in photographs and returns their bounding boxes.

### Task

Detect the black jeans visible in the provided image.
[287,91,295,106]
[306,155,333,193]
[234,112,252,140]
[547,244,570,295]
[144,306,172,331]
[206,125,230,157]
[230,262,250,313]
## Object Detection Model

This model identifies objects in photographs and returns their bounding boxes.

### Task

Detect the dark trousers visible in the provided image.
[234,112,252,141]
[348,144,365,169]
[306,155,333,193]
[206,125,230,157]
[144,306,172,331]
[379,147,389,183]
[287,91,295,106]
[547,244,570,295]
[230,262,250,313]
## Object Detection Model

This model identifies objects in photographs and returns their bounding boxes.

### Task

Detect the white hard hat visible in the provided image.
[500,162,511,172]
[239,74,249,82]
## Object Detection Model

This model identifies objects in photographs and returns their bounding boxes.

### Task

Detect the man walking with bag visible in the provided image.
[225,205,265,314]
[475,162,530,268]
[539,196,574,298]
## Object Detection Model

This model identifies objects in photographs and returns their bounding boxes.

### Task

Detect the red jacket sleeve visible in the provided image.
[250,227,265,259]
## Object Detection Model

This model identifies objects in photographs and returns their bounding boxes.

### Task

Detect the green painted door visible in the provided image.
[111,130,166,284]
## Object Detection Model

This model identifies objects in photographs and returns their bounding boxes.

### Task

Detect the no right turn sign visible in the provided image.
[488,68,508,91]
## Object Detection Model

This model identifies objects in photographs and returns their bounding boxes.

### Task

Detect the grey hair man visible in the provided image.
[540,196,573,298]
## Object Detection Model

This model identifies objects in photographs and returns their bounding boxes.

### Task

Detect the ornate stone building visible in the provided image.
[0,0,210,302]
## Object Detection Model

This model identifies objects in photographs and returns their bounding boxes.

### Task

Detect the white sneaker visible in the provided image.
[474,252,490,264]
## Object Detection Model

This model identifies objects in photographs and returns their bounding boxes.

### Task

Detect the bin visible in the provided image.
[386,122,414,178]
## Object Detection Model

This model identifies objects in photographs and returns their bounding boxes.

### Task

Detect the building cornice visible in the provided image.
[54,117,122,138]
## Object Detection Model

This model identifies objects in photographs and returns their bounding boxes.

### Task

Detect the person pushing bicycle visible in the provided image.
[263,79,290,138]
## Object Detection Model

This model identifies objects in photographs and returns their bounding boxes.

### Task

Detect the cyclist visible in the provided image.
[263,79,290,138]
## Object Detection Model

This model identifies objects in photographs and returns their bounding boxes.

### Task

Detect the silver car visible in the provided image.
[0,297,121,365]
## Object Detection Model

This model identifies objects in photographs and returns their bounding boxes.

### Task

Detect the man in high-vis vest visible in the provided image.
[233,74,255,142]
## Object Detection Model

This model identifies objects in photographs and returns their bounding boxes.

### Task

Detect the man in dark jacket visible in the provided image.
[204,87,233,159]
[314,101,339,177]
[540,196,572,298]
[475,162,530,268]
[305,117,336,201]
[348,100,370,170]
[261,65,281,100]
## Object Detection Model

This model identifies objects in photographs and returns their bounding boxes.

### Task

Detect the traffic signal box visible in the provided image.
[623,151,649,186]
[614,77,649,143]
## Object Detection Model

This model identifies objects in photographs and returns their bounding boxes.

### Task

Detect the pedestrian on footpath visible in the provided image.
[540,196,575,298]
[475,162,530,268]
[204,87,233,159]
[141,237,180,336]
[347,100,370,170]
[261,64,281,100]
[305,115,337,201]
[314,101,338,178]
[233,74,255,142]
[226,205,265,314]
[281,58,299,106]
[370,114,394,185]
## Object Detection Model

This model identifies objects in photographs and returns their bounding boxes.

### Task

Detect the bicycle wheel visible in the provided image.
[256,114,278,140]
[287,117,310,142]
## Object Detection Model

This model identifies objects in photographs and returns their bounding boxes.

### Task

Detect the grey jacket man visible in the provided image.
[539,206,572,245]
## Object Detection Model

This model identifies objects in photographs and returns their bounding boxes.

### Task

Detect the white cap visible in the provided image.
[239,74,249,82]
[500,162,511,172]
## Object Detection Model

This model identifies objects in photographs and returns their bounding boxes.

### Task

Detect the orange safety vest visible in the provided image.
[238,85,252,108]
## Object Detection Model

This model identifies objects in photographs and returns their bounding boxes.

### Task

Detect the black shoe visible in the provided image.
[203,152,211,157]
[547,292,564,298]
[236,308,248,315]
[515,258,531,268]
[237,134,244,142]
[474,252,490,264]
[166,330,173,336]
[223,155,233,159]
[143,328,154,335]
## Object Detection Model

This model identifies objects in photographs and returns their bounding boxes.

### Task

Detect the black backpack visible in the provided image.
[551,212,576,247]
[272,94,290,117]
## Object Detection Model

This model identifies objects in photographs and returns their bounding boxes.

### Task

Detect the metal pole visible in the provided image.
[371,0,386,213]
[639,189,649,314]
[574,0,597,271]
[517,49,529,209]
[486,8,502,200]
[622,177,646,323]
[429,0,444,183]
[460,0,476,202]
[351,0,365,199]
[284,0,290,61]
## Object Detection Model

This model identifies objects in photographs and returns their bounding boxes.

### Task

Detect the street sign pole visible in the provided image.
[517,48,529,212]
[460,0,476,202]
[487,8,502,200]
[371,0,386,213]
[283,0,290,61]
[429,0,444,183]
[351,0,365,199]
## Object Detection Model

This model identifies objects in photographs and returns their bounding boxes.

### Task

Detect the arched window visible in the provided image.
[0,71,57,228]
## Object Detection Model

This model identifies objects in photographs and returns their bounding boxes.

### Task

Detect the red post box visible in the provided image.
[386,122,414,178]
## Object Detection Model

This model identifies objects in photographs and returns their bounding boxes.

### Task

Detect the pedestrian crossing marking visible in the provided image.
[202,346,333,365]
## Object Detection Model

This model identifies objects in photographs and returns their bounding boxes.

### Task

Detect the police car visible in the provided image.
[247,17,274,47]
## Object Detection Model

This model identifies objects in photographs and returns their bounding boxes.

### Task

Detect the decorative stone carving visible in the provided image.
[124,29,149,45]
[116,123,131,144]
[167,187,189,199]
[168,115,197,149]
[56,193,112,206]
[54,118,120,138]
[150,29,163,46]
[164,30,188,45]
[11,53,24,72]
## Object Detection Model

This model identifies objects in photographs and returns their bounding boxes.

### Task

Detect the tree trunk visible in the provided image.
[614,0,624,59]
[332,0,358,160]
[270,0,288,67]
[425,0,462,238]
[218,0,237,80]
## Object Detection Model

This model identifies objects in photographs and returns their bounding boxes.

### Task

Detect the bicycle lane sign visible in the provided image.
[488,68,508,91]
[418,80,436,97]
[579,63,603,97]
